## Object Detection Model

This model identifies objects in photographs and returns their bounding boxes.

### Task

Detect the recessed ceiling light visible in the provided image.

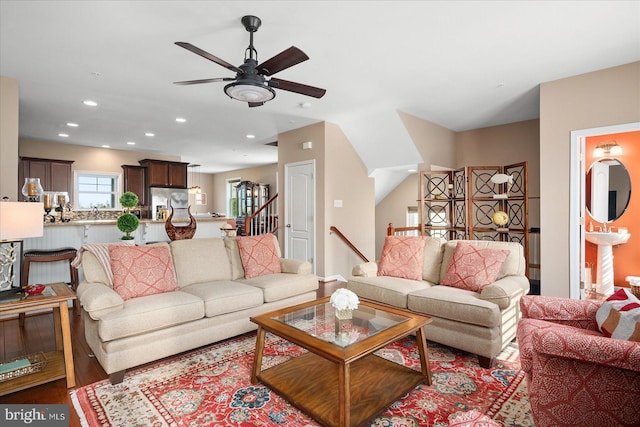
[175,117,186,123]
[407,169,417,173]
[101,145,110,148]
[66,122,79,127]
[58,133,69,137]
[127,141,136,145]
[83,100,98,107]
[145,132,155,137]
[246,134,255,139]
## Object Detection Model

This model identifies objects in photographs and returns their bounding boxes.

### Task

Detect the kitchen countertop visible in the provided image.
[43,217,231,226]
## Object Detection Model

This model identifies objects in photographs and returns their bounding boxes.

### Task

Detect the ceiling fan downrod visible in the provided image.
[242,15,261,62]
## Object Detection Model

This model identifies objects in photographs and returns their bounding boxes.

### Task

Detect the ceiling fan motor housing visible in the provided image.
[241,15,262,32]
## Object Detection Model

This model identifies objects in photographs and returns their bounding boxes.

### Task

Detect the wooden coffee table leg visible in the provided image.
[251,326,266,384]
[416,327,432,386]
[338,363,351,427]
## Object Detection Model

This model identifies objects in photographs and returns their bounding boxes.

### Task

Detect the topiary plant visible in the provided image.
[117,213,139,240]
[120,191,139,209]
[117,191,139,240]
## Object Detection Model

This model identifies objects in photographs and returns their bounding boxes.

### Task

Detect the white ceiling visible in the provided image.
[2,1,639,178]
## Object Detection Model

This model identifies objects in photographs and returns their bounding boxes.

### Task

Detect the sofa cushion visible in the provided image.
[439,240,524,282]
[423,236,446,283]
[408,286,501,328]
[110,244,178,301]
[170,238,232,286]
[596,288,640,341]
[98,291,204,341]
[181,281,264,317]
[237,234,282,279]
[441,242,509,292]
[347,276,433,309]
[238,273,318,303]
[378,236,426,280]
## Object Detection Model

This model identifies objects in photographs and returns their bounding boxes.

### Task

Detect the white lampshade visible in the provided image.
[0,202,44,240]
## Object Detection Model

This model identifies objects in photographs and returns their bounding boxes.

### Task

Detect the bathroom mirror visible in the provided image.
[586,158,632,223]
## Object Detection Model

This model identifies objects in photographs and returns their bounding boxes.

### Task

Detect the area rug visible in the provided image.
[70,333,533,427]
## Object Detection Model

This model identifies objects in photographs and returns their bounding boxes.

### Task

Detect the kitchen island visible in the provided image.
[21,217,232,286]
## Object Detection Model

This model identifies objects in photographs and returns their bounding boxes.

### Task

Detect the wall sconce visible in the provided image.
[593,141,623,158]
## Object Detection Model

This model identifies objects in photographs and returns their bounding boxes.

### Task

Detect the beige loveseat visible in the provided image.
[77,236,318,383]
[347,238,529,367]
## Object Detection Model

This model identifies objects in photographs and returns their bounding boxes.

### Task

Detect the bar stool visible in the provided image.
[22,247,79,308]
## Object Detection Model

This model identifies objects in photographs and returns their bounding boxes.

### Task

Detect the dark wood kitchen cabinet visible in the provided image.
[18,157,74,201]
[138,159,188,188]
[121,165,146,205]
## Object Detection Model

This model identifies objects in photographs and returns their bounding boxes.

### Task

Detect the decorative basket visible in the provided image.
[0,352,47,382]
[630,284,640,299]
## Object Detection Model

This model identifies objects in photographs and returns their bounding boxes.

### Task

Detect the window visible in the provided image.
[226,178,241,217]
[75,172,121,209]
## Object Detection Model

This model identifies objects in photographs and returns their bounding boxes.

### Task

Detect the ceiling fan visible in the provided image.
[174,15,326,107]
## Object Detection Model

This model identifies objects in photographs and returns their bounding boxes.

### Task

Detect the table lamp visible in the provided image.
[0,202,44,293]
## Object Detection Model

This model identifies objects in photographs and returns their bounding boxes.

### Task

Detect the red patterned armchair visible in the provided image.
[517,295,640,427]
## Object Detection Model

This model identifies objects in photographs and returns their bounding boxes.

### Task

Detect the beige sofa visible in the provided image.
[77,236,318,383]
[347,238,529,367]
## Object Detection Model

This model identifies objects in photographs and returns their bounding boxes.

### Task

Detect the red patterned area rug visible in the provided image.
[70,333,533,426]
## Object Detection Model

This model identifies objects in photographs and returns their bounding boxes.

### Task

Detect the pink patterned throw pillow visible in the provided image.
[377,236,426,280]
[237,234,282,279]
[441,242,509,292]
[596,288,640,342]
[110,245,178,301]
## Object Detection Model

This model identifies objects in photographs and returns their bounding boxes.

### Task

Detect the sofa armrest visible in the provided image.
[77,281,124,320]
[280,258,312,275]
[521,295,601,330]
[532,326,640,373]
[351,262,378,277]
[480,276,528,309]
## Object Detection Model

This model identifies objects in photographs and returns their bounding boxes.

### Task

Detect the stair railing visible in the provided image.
[244,193,278,236]
[329,226,369,263]
[386,223,421,236]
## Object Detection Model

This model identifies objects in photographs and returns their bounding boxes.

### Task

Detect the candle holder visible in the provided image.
[54,192,71,222]
[42,191,56,223]
[21,178,44,202]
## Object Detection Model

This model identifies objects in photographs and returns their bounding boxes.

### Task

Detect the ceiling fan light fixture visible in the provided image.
[224,81,275,103]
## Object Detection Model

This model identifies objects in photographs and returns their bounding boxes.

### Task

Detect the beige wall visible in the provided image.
[277,121,375,279]
[323,122,375,278]
[1,76,19,200]
[209,163,278,216]
[456,119,541,228]
[540,61,640,297]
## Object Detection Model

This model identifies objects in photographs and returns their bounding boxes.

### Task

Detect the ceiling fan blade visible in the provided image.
[248,102,264,108]
[173,77,234,85]
[258,46,309,76]
[269,78,326,98]
[175,42,243,74]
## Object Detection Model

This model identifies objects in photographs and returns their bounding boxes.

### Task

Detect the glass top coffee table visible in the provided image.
[250,297,432,427]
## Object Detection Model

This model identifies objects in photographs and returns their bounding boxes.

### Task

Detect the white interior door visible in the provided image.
[284,160,315,270]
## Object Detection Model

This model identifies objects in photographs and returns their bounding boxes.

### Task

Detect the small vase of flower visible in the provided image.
[330,289,359,340]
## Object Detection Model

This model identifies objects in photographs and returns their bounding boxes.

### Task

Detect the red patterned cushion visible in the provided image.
[110,245,178,301]
[236,234,282,279]
[441,242,509,292]
[596,288,640,341]
[377,236,426,280]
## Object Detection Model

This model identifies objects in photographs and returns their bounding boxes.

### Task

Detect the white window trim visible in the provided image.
[74,170,123,210]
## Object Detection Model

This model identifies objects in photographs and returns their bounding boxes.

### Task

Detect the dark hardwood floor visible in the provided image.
[1,309,107,427]
[0,282,343,426]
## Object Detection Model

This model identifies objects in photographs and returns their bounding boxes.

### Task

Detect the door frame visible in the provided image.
[284,159,316,272]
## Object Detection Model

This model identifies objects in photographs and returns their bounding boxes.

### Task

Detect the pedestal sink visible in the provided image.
[585,231,631,295]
